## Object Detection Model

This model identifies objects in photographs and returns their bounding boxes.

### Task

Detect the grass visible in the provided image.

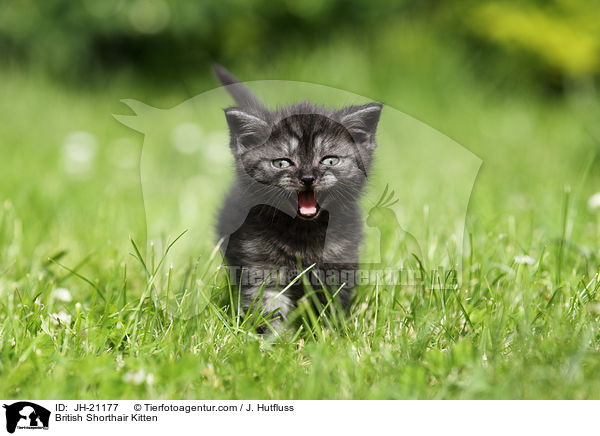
[2,32,600,398]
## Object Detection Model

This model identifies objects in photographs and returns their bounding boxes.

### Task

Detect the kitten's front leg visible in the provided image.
[242,284,295,334]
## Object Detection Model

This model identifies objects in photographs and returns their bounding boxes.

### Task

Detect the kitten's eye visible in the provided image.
[272,158,293,169]
[321,156,340,166]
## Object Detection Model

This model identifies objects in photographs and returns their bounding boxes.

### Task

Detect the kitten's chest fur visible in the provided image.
[224,204,329,268]
[219,198,361,270]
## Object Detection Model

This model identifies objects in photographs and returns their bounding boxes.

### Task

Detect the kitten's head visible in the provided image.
[215,66,382,220]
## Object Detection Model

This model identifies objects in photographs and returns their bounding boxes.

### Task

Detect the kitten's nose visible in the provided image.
[301,176,315,187]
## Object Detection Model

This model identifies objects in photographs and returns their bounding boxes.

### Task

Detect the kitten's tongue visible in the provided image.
[298,190,318,217]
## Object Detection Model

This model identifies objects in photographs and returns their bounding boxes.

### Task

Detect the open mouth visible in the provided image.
[298,189,320,219]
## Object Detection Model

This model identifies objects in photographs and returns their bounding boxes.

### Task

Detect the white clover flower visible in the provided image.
[203,131,231,166]
[123,369,147,385]
[51,287,72,303]
[171,122,203,154]
[50,311,72,326]
[115,355,125,371]
[514,255,536,265]
[62,131,98,175]
[588,193,600,212]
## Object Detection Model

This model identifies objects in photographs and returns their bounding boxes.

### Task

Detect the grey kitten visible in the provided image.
[214,65,382,331]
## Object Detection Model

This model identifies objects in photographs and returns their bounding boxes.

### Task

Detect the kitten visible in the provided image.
[214,65,382,331]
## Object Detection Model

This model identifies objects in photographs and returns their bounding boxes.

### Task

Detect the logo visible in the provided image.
[2,402,50,434]
[114,71,481,319]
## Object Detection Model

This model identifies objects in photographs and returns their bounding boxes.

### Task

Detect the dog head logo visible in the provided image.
[3,402,50,433]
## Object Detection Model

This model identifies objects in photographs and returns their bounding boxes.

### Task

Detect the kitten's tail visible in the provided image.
[212,64,267,110]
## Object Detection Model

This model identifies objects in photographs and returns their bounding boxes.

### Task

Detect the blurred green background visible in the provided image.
[3,0,600,399]
[1,0,600,258]
[3,0,600,81]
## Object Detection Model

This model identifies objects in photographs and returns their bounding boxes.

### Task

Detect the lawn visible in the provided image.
[1,33,600,399]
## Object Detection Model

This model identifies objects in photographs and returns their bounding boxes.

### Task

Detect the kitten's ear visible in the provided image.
[224,108,269,152]
[339,103,383,144]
